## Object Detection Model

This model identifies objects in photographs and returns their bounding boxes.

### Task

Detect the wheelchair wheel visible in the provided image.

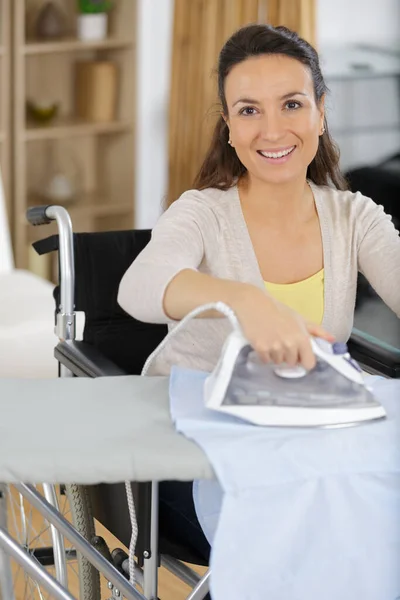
[7,483,100,600]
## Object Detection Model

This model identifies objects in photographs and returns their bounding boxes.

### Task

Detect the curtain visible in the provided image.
[167,0,316,204]
[267,0,316,45]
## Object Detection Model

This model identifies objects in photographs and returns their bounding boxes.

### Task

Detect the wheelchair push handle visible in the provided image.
[26,205,76,343]
[26,205,53,226]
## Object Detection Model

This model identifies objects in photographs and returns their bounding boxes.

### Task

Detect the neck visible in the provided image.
[238,173,314,226]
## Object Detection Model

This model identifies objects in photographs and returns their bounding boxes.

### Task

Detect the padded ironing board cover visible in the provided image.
[169,368,400,600]
[0,376,213,483]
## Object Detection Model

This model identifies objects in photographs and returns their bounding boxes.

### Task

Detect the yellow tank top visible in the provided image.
[264,269,324,325]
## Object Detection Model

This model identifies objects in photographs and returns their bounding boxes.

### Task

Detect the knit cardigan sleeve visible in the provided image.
[118,190,220,324]
[356,193,400,317]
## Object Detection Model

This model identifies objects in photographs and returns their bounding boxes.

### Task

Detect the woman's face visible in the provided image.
[224,54,325,186]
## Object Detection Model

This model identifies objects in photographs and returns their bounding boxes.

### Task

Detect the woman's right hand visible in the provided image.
[231,285,335,370]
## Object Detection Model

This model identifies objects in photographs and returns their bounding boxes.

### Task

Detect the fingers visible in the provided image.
[269,342,285,365]
[269,339,298,366]
[241,296,336,371]
[258,338,308,368]
[306,322,335,342]
[281,339,299,366]
[298,336,316,370]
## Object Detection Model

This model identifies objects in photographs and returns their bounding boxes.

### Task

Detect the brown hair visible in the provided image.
[192,24,348,193]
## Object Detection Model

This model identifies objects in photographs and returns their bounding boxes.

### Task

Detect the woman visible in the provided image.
[118,24,400,373]
[118,23,400,560]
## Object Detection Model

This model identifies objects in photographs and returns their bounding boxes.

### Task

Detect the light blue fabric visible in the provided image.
[169,368,400,600]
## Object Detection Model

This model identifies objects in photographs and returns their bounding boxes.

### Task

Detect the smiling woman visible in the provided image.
[119,22,400,372]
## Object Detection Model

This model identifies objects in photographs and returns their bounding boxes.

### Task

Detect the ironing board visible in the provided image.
[0,375,214,600]
[0,375,214,483]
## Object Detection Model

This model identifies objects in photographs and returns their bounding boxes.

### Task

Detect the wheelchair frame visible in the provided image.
[0,483,146,600]
[0,205,211,600]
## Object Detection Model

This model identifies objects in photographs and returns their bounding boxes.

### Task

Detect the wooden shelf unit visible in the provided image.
[13,0,136,272]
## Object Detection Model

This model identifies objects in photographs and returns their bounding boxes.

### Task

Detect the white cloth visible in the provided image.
[170,368,400,600]
[0,270,58,378]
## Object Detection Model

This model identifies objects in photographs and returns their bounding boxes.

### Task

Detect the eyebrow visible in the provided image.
[232,91,307,108]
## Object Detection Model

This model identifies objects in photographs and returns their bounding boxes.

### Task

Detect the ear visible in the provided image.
[222,112,231,137]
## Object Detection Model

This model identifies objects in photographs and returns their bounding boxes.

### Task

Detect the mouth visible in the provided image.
[257,145,296,164]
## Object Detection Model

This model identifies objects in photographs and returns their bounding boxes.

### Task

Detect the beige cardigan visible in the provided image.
[118,182,400,375]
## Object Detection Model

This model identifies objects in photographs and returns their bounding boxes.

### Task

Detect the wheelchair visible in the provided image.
[14,203,400,600]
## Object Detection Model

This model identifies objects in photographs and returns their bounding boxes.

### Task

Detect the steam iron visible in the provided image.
[204,330,386,428]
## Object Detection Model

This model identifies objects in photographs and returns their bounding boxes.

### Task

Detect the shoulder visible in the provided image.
[160,186,237,226]
[171,186,236,210]
[311,182,390,227]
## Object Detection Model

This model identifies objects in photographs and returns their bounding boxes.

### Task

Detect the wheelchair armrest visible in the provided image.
[348,328,400,378]
[55,331,400,379]
[54,340,127,377]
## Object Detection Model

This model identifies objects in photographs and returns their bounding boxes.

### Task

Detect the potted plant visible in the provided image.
[77,0,114,42]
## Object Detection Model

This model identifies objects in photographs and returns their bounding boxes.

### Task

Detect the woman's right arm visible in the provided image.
[117,194,221,324]
[162,269,334,369]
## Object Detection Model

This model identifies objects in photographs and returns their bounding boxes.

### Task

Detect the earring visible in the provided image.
[228,139,233,146]
[321,126,326,135]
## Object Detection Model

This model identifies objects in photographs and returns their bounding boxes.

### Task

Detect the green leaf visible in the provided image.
[77,0,114,14]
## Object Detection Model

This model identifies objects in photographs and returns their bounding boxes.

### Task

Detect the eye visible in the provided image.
[285,100,302,111]
[238,106,258,116]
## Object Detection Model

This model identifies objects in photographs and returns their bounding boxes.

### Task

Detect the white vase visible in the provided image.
[77,13,108,42]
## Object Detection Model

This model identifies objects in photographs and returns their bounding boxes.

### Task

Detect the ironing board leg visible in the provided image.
[143,481,159,599]
[0,485,15,600]
[185,569,211,600]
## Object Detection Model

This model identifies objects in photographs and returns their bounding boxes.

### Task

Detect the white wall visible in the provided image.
[134,0,174,228]
[317,0,400,46]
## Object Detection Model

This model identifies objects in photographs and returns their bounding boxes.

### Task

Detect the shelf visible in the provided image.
[320,44,400,81]
[24,118,132,141]
[332,123,400,136]
[357,43,400,58]
[24,37,134,55]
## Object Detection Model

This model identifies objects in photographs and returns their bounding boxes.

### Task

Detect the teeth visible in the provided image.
[260,146,294,159]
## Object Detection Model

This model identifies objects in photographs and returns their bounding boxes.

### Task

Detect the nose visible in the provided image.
[259,110,285,142]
